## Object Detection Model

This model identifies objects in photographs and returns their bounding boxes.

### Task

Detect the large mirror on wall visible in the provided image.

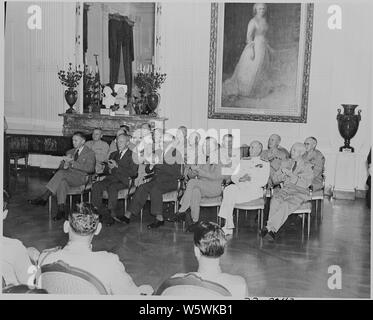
[82,2,156,114]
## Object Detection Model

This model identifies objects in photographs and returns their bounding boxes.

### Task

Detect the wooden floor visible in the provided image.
[3,170,371,298]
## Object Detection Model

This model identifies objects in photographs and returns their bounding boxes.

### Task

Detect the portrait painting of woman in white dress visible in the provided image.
[222,3,273,101]
[212,2,310,118]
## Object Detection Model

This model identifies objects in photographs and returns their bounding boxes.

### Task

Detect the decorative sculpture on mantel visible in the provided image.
[336,104,362,152]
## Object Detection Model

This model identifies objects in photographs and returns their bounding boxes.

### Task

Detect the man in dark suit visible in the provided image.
[29,132,96,221]
[118,134,182,229]
[91,133,138,226]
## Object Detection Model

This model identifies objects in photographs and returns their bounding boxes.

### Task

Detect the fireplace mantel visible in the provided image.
[59,113,168,136]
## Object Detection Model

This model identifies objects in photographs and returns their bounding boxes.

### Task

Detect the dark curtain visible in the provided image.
[108,17,134,96]
[83,5,88,55]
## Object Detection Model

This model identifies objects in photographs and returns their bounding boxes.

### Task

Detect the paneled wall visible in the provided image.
[4,2,76,135]
[159,1,372,190]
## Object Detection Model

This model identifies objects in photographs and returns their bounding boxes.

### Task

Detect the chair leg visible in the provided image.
[48,195,52,220]
[301,214,305,236]
[307,213,311,239]
[80,193,83,204]
[69,195,73,211]
[320,199,324,222]
[140,209,143,223]
[260,209,264,229]
[216,206,219,223]
[88,191,91,204]
[257,209,261,230]
[235,209,239,230]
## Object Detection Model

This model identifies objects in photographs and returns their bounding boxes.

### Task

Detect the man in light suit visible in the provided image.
[29,132,95,221]
[218,141,270,235]
[260,143,314,241]
[91,133,138,226]
[261,134,290,186]
[303,137,325,191]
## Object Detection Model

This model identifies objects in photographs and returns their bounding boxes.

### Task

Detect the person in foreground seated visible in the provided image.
[38,203,153,295]
[119,133,182,229]
[2,190,40,287]
[173,137,226,232]
[303,136,325,191]
[260,143,314,241]
[261,134,289,186]
[85,128,109,174]
[164,221,248,298]
[91,133,138,226]
[218,141,270,235]
[29,132,96,221]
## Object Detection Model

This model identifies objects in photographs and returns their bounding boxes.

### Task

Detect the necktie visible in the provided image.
[292,161,297,172]
[74,150,79,161]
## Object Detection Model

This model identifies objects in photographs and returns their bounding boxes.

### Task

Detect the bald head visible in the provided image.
[249,140,263,157]
[268,134,281,149]
[290,142,307,160]
[304,137,317,153]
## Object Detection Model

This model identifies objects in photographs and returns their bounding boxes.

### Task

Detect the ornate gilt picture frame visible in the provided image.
[208,3,314,122]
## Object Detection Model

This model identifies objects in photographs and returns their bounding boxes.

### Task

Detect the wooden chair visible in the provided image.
[48,174,94,220]
[156,273,231,297]
[38,260,108,295]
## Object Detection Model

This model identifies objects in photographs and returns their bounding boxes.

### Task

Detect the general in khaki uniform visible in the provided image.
[265,158,314,233]
[261,147,289,186]
[303,149,325,191]
[218,156,270,230]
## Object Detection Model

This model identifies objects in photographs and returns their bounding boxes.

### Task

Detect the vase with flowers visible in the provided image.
[134,65,166,115]
[58,63,83,114]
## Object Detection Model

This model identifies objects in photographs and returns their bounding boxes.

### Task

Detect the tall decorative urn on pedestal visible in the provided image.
[336,104,361,152]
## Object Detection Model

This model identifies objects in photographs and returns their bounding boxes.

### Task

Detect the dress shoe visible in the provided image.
[29,198,48,206]
[166,212,186,222]
[115,216,130,224]
[186,222,199,233]
[264,231,277,242]
[222,226,233,236]
[52,211,65,221]
[106,217,116,227]
[259,227,268,238]
[147,220,164,229]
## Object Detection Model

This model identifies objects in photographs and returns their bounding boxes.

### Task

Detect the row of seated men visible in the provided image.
[29,125,325,240]
[2,196,248,297]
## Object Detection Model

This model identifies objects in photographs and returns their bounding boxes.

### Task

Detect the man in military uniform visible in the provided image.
[261,134,290,186]
[260,143,314,241]
[303,137,325,191]
[218,141,270,235]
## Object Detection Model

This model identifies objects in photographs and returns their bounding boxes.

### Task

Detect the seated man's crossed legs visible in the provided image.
[91,177,127,226]
[174,179,222,232]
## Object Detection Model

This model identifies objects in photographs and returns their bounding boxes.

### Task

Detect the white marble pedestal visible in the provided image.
[333,152,356,200]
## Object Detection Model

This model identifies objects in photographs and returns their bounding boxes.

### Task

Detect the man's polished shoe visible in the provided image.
[116,216,130,224]
[29,198,48,206]
[166,212,186,222]
[259,227,268,238]
[52,211,65,221]
[147,220,164,229]
[186,222,199,233]
[106,217,116,227]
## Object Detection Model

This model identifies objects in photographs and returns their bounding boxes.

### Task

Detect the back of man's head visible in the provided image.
[67,203,100,237]
[194,221,227,258]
